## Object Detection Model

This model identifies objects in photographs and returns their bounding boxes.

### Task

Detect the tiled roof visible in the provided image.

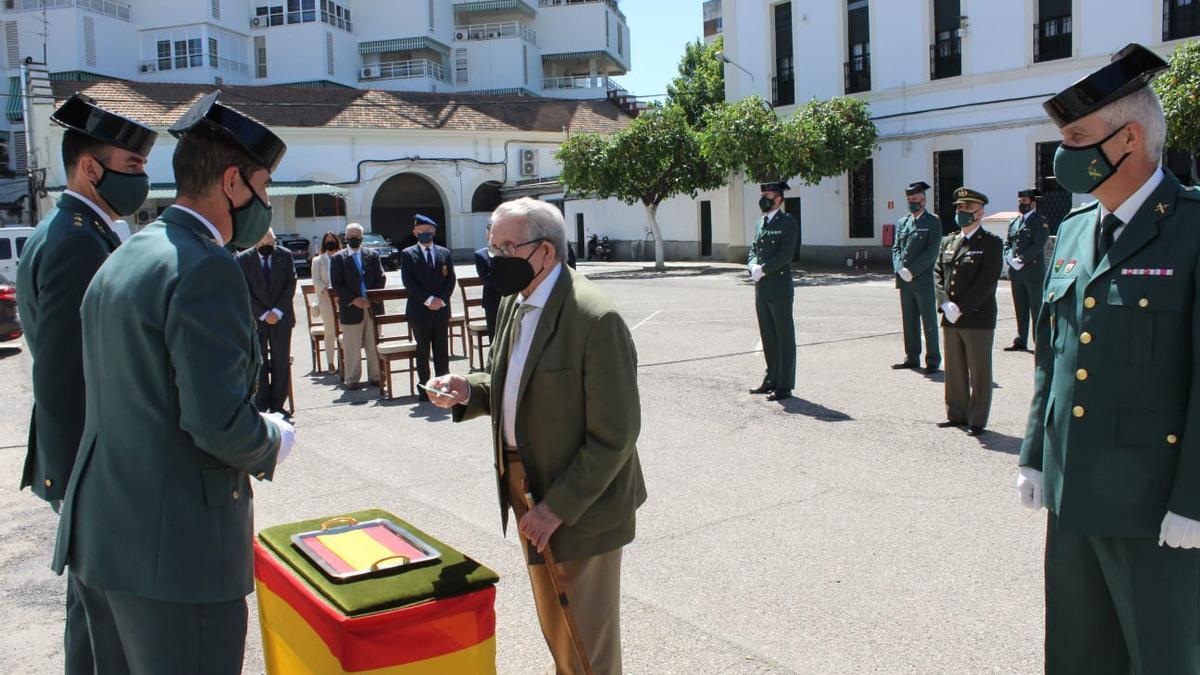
[49,79,634,134]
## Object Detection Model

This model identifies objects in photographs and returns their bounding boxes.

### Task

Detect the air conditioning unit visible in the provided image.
[361,66,377,78]
[454,31,466,41]
[135,209,154,224]
[139,63,156,73]
[520,149,537,177]
[487,31,499,39]
[251,16,263,28]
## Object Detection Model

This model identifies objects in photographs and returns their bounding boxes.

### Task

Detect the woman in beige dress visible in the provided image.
[311,231,341,372]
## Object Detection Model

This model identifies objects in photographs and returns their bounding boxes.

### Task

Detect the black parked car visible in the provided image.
[361,233,401,271]
[0,283,20,342]
[275,233,312,277]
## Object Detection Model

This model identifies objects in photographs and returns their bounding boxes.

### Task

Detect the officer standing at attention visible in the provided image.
[934,188,1003,437]
[748,181,799,401]
[52,91,295,674]
[891,181,942,374]
[16,93,156,675]
[1002,188,1050,351]
[1017,44,1200,674]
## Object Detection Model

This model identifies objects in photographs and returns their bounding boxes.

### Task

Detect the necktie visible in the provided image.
[261,256,271,287]
[509,303,535,350]
[353,253,367,297]
[425,247,433,267]
[1097,213,1123,259]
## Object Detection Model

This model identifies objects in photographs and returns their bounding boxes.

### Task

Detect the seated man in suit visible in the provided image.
[400,214,456,399]
[330,222,386,390]
[237,228,297,415]
[474,224,501,338]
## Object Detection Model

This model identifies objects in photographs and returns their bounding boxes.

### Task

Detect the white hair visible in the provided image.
[491,197,567,260]
[345,222,364,236]
[1096,86,1166,163]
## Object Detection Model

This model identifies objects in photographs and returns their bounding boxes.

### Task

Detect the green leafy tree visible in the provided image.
[1154,39,1200,184]
[666,37,725,129]
[557,104,725,270]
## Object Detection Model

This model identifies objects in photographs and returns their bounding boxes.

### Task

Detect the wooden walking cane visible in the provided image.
[522,480,595,675]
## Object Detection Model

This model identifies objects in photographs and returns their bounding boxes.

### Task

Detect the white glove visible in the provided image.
[1159,511,1200,549]
[898,267,914,283]
[1017,466,1043,510]
[750,264,764,282]
[1009,257,1025,271]
[262,411,296,465]
[941,302,962,324]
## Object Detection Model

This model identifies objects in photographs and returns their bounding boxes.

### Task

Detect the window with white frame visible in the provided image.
[255,0,351,32]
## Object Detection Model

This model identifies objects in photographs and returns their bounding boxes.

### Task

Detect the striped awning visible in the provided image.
[359,37,450,57]
[6,77,22,123]
[542,50,614,63]
[452,0,536,17]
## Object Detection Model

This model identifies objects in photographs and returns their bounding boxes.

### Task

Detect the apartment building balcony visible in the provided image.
[360,58,445,83]
[844,55,870,94]
[5,0,131,21]
[453,21,537,45]
[538,0,622,18]
[1034,15,1072,62]
[543,73,612,91]
[138,56,249,77]
[452,0,537,19]
[930,36,961,80]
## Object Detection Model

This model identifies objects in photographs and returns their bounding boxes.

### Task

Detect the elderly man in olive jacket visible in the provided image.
[429,197,645,675]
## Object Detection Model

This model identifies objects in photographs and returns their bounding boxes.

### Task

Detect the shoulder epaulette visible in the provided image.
[1177,185,1200,201]
[1065,200,1100,216]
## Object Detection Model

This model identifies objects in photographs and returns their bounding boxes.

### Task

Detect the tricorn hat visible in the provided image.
[759,181,790,194]
[905,181,931,196]
[1017,188,1042,200]
[168,91,287,172]
[51,93,158,157]
[1043,43,1168,128]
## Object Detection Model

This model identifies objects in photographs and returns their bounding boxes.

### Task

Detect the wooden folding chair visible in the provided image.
[366,288,419,399]
[300,284,328,374]
[458,277,490,371]
[448,284,468,358]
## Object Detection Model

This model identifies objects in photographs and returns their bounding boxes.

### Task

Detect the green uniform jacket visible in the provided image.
[1003,210,1050,281]
[748,211,799,299]
[454,265,647,562]
[892,211,942,289]
[17,194,121,501]
[1019,175,1200,537]
[52,206,281,603]
[935,228,1004,329]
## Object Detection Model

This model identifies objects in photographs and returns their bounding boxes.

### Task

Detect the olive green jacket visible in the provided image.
[1019,174,1200,537]
[454,264,646,562]
[892,211,942,289]
[17,194,121,501]
[53,206,281,603]
[1003,210,1050,282]
[748,210,799,299]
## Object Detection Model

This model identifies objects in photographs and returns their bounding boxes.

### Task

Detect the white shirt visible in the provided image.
[1022,207,1036,224]
[502,262,563,447]
[170,204,224,246]
[64,190,116,233]
[761,208,780,224]
[961,223,980,240]
[1101,166,1164,242]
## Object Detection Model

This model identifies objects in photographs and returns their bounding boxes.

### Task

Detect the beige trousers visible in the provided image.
[943,326,995,428]
[505,458,623,675]
[317,294,337,371]
[340,313,379,385]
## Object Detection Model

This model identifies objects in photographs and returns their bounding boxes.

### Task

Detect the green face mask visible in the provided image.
[907,201,923,214]
[955,211,976,228]
[1052,125,1131,195]
[92,158,150,216]
[226,170,273,249]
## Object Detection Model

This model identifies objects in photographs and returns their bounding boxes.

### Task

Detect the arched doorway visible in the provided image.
[471,181,503,213]
[370,173,447,249]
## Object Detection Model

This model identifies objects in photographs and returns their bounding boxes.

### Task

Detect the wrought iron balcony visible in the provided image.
[930,36,961,80]
[1034,15,1072,63]
[844,55,871,94]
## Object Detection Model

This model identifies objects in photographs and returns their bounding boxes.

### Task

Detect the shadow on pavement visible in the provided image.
[405,401,451,421]
[976,430,1022,455]
[0,346,21,359]
[585,266,742,281]
[776,397,853,421]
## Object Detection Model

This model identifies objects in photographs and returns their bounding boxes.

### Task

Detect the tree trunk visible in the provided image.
[645,202,665,271]
[1192,151,1199,187]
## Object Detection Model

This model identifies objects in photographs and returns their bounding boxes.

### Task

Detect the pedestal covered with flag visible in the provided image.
[254,509,500,674]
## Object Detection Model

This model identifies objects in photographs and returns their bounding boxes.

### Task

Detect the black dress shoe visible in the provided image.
[891,361,918,370]
[749,385,772,395]
[766,389,792,401]
[1003,342,1027,352]
[923,365,940,374]
[936,420,964,428]
[967,426,985,436]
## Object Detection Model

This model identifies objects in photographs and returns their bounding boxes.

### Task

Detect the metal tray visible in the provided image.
[290,517,441,583]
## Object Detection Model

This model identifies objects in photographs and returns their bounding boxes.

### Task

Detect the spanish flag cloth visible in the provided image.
[255,509,500,674]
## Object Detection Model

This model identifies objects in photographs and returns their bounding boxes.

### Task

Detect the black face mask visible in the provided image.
[492,240,548,296]
[759,197,776,213]
[1018,203,1031,215]
[258,244,274,256]
[324,241,339,252]
[346,237,363,249]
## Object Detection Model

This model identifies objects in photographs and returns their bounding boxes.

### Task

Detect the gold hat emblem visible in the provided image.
[1155,202,1168,215]
[1087,159,1103,179]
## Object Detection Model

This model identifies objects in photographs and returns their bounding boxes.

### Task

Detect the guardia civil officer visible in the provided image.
[1002,188,1049,351]
[747,181,799,401]
[1017,44,1200,674]
[891,181,942,373]
[16,93,156,675]
[934,188,1002,436]
[52,91,295,674]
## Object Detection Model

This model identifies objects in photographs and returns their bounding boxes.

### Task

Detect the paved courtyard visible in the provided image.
[0,262,1047,674]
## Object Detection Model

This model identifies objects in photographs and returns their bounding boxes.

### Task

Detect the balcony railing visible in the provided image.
[539,0,622,15]
[138,56,250,76]
[453,21,536,45]
[1034,16,1072,62]
[930,36,961,80]
[771,66,795,107]
[543,73,611,90]
[844,55,870,94]
[361,59,445,82]
[4,0,132,21]
[1165,0,1200,41]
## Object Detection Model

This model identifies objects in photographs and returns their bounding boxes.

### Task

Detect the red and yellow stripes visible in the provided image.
[254,543,497,674]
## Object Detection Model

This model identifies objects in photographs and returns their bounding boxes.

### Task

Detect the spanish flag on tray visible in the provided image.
[255,509,500,674]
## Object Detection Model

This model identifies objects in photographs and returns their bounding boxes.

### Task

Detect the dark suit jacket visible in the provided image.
[330,247,385,324]
[474,247,501,326]
[16,193,120,501]
[400,244,455,320]
[1003,210,1050,281]
[748,210,800,300]
[935,228,1004,329]
[237,247,297,329]
[53,206,280,603]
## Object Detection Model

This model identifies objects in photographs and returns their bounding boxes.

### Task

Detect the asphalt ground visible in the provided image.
[0,262,1046,674]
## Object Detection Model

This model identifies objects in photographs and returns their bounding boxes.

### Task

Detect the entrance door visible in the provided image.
[699,201,712,257]
[575,213,585,259]
[934,149,964,235]
[370,173,446,249]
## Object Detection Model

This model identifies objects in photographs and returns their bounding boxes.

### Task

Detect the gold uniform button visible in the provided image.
[1076,369,1088,381]
[1083,297,1096,309]
[232,490,240,500]
[1080,332,1093,345]
[1139,298,1149,308]
[1048,292,1056,301]
[1073,405,1086,418]
[44,478,52,488]
[1168,434,1179,445]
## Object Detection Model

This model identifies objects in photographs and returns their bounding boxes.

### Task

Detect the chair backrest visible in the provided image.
[366,287,412,343]
[458,276,484,322]
[325,289,342,337]
[300,283,320,329]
